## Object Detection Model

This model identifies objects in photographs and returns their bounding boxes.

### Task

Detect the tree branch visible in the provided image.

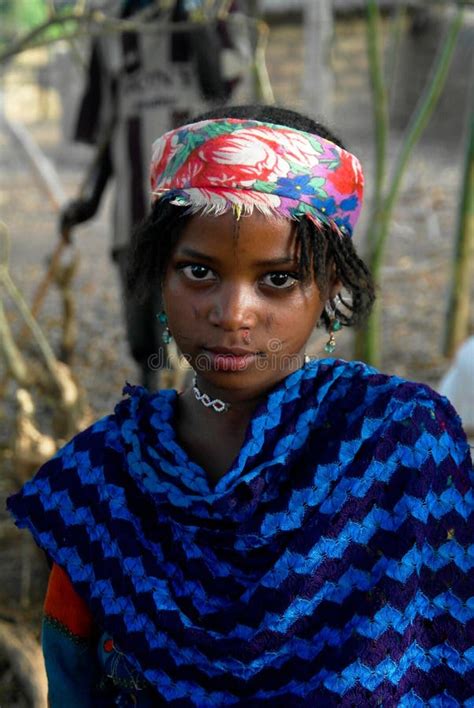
[0,7,256,65]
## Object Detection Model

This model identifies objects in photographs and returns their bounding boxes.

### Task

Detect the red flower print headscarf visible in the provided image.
[150,118,364,237]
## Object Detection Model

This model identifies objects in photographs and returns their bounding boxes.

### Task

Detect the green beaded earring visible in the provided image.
[156,311,172,344]
[324,318,341,354]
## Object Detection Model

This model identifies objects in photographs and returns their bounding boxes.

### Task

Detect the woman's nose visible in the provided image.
[208,283,257,331]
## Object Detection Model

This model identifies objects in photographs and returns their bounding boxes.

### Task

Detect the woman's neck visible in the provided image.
[175,387,264,485]
[180,385,262,437]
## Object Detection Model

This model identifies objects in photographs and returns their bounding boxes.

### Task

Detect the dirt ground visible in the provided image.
[0,56,472,705]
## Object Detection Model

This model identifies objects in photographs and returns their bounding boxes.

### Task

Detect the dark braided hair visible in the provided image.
[128,104,375,330]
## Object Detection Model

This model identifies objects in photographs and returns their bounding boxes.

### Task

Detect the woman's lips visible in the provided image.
[203,348,259,372]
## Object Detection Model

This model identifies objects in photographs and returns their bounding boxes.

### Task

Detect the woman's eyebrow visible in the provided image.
[177,248,297,268]
[176,247,217,263]
[254,256,298,267]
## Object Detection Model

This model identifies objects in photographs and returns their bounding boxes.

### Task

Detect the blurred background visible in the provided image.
[0,1,472,704]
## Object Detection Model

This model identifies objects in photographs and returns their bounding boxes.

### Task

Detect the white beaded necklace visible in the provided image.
[192,376,230,413]
[191,358,311,414]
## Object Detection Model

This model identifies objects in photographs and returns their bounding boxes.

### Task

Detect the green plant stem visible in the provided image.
[356,4,464,366]
[366,0,389,232]
[386,3,407,106]
[443,107,474,357]
[253,20,274,104]
[354,0,388,363]
[374,6,464,266]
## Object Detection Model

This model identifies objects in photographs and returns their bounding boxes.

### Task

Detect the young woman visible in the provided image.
[8,105,473,706]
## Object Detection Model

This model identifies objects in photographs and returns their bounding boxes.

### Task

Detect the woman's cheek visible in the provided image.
[162,271,186,310]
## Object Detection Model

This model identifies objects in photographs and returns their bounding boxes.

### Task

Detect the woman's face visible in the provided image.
[162,211,338,400]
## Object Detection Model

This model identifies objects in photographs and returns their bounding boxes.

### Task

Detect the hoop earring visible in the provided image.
[324,318,341,354]
[156,311,172,344]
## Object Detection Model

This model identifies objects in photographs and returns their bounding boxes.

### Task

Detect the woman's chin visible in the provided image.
[192,361,300,400]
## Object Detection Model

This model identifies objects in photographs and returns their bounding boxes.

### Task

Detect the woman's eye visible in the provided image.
[180,264,216,281]
[262,272,299,289]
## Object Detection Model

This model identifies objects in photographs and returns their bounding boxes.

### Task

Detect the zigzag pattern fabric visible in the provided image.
[8,359,474,706]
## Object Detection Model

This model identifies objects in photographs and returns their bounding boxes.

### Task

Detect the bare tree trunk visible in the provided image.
[302,0,334,120]
[0,620,48,708]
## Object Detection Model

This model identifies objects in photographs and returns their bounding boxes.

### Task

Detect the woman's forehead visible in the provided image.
[176,211,299,262]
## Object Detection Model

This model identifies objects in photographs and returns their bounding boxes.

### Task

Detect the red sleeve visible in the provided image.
[44,564,93,640]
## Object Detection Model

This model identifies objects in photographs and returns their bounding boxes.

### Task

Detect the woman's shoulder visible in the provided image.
[40,384,173,466]
[6,384,169,529]
[329,357,464,411]
[16,384,176,481]
[320,358,471,465]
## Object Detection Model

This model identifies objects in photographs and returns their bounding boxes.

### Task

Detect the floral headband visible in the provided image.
[150,118,364,237]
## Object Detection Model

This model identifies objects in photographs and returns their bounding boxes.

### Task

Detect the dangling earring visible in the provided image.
[156,311,172,344]
[324,319,341,354]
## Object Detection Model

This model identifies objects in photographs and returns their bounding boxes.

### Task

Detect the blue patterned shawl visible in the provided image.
[7,359,474,705]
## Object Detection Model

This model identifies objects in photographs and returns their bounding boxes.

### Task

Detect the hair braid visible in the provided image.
[293,218,375,331]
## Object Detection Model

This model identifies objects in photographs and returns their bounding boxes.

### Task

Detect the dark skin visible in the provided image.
[162,211,340,485]
[176,393,259,483]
